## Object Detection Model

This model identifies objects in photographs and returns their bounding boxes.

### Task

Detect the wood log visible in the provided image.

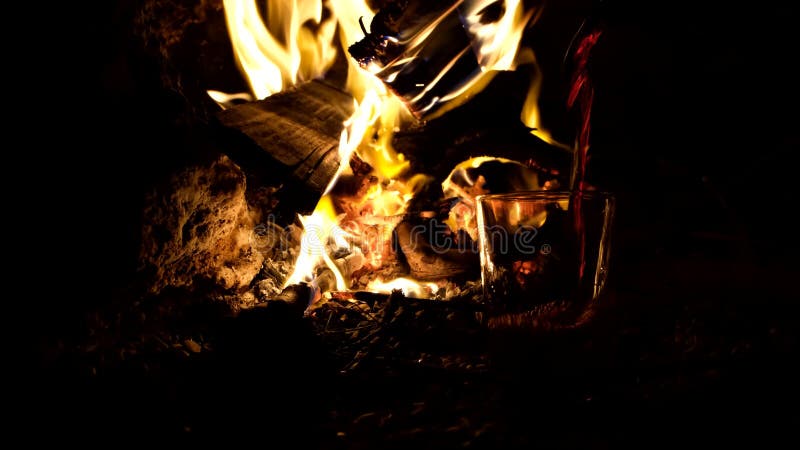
[391,70,573,187]
[214,80,354,214]
[246,283,315,317]
[349,0,479,118]
[395,221,479,280]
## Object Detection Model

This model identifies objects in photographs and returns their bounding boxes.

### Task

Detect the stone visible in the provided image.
[139,154,264,293]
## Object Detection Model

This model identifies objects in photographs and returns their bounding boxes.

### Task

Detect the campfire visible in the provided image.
[139,0,593,319]
[39,1,792,445]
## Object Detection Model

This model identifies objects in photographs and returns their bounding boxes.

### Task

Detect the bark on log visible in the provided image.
[214,80,354,214]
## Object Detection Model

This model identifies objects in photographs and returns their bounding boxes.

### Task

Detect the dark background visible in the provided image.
[24,0,800,445]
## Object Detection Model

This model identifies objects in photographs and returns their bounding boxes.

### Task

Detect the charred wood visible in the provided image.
[246,283,315,317]
[393,71,573,186]
[395,221,479,280]
[349,0,478,118]
[214,80,355,215]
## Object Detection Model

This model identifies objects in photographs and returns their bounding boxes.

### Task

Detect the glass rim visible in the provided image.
[476,190,615,202]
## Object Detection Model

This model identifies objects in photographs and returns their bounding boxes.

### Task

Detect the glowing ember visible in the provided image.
[282,1,427,289]
[442,156,543,239]
[283,90,424,288]
[366,277,440,299]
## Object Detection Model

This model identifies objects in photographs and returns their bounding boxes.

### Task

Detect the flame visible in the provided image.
[441,156,546,239]
[460,0,537,71]
[207,90,254,109]
[441,156,511,238]
[324,89,382,196]
[327,0,378,101]
[220,0,551,295]
[327,0,418,191]
[442,156,520,201]
[221,0,337,99]
[346,0,541,119]
[284,195,350,290]
[520,60,571,149]
[356,95,411,180]
[341,174,432,269]
[282,3,430,291]
[461,2,568,150]
[366,1,494,119]
[366,277,440,299]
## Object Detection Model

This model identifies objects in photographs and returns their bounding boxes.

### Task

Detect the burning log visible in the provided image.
[395,221,479,280]
[349,0,481,118]
[347,0,571,179]
[348,0,538,119]
[397,116,572,184]
[387,69,573,186]
[214,80,354,214]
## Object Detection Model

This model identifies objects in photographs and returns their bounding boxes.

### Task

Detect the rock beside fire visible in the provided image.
[139,154,264,293]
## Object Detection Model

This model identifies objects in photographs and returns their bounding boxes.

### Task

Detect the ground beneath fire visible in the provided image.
[31,253,799,447]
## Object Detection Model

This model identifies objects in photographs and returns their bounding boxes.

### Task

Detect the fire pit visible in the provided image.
[126,2,619,360]
[142,0,589,307]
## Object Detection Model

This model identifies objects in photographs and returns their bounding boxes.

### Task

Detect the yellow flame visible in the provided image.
[324,89,382,196]
[285,3,422,291]
[460,2,567,149]
[222,0,337,99]
[357,95,411,180]
[225,0,542,294]
[441,156,543,239]
[361,0,539,120]
[442,156,520,201]
[327,0,416,188]
[366,277,440,299]
[366,1,491,119]
[284,195,350,290]
[460,0,536,71]
[206,90,253,109]
[327,0,376,101]
[519,58,571,150]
